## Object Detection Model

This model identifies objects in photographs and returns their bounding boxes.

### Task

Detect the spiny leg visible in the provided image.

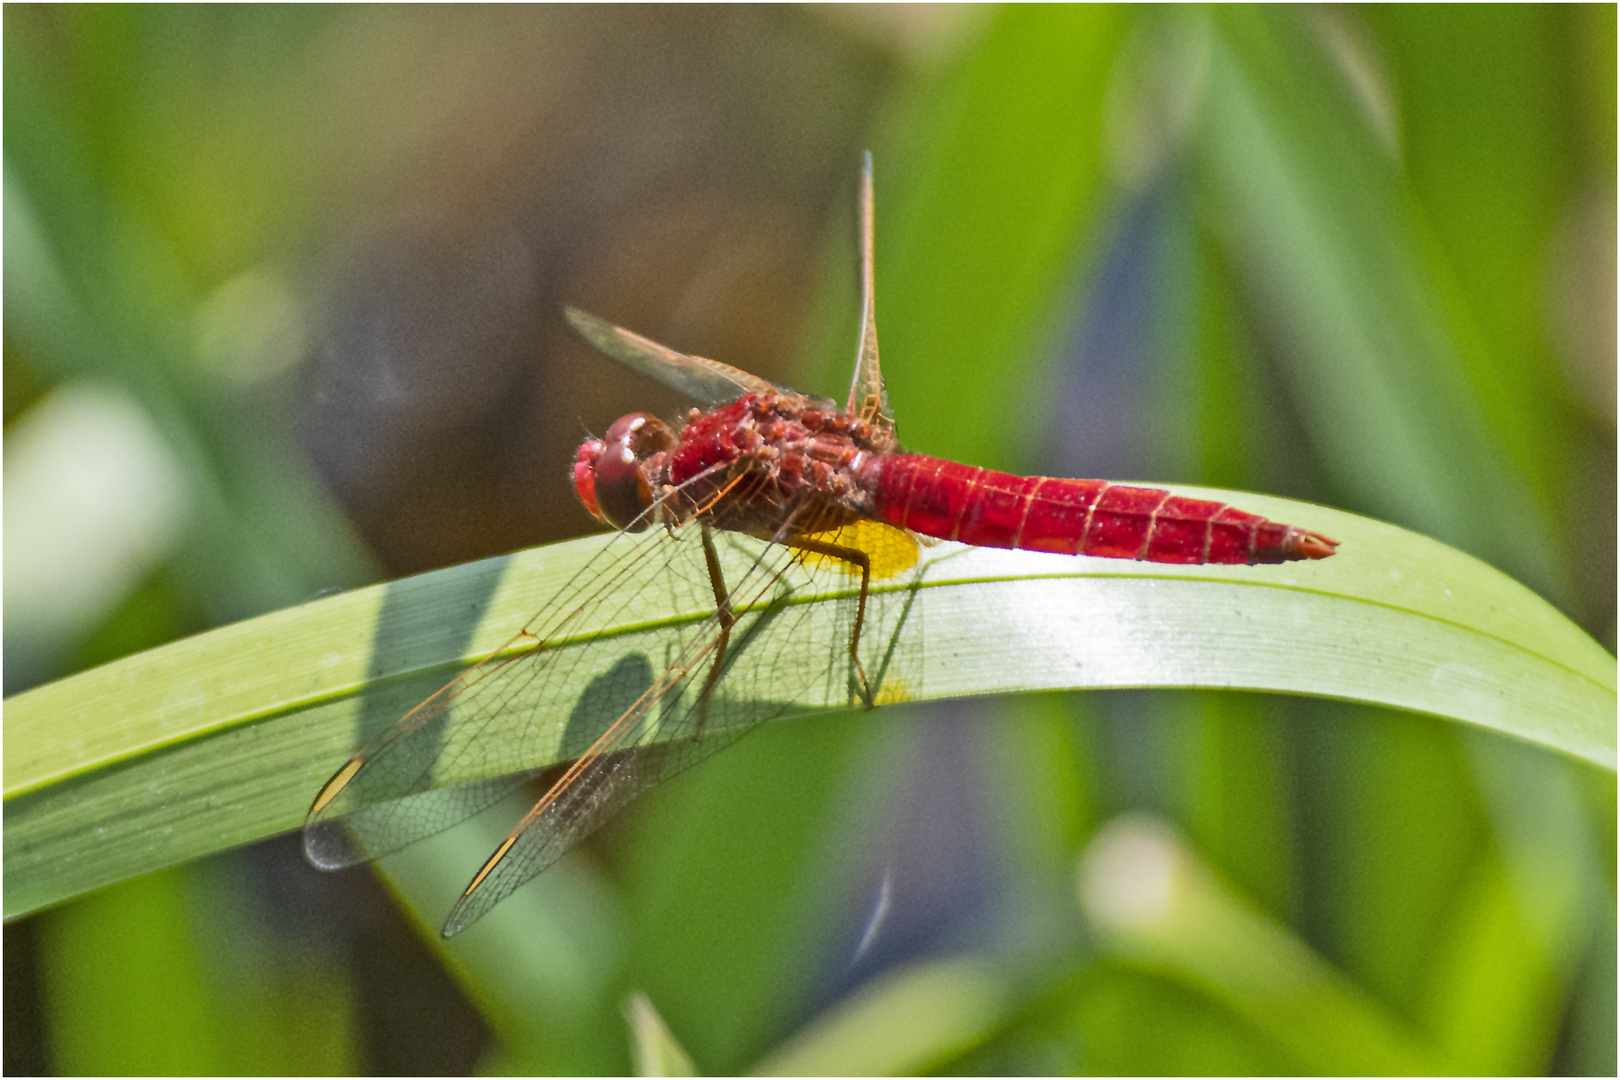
[789,535,876,708]
[695,522,737,735]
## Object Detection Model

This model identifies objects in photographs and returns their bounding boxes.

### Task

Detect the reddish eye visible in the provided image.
[573,413,675,531]
[572,440,606,522]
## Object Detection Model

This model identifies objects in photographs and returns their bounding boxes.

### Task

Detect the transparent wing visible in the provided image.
[302,513,735,871]
[306,474,922,935]
[438,522,822,935]
[564,307,827,407]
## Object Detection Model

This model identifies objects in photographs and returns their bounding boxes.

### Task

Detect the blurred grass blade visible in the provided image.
[5,493,1613,921]
[1079,814,1441,1073]
[750,956,1007,1076]
[1193,8,1569,603]
[626,993,697,1078]
[41,863,358,1075]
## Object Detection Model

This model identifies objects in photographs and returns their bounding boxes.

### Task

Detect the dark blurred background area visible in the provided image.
[297,4,901,575]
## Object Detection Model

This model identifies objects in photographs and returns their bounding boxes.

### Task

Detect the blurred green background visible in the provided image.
[4,5,1613,1075]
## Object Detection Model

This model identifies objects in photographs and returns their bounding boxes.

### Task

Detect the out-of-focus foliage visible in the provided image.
[4,6,1613,1076]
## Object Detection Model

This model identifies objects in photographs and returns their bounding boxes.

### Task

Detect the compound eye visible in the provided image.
[572,439,608,523]
[573,413,675,531]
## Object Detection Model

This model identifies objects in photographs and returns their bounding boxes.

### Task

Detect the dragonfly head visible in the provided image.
[574,413,676,532]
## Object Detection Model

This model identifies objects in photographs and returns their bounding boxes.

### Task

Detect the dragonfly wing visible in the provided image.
[564,307,807,406]
[303,516,738,868]
[434,524,826,934]
[306,773,535,870]
[845,152,893,435]
[436,483,920,936]
[440,736,716,935]
[309,474,922,935]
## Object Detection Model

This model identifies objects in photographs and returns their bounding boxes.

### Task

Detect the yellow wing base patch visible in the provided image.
[796,519,921,581]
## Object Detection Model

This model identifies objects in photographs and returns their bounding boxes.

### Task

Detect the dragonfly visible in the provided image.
[305,154,1338,937]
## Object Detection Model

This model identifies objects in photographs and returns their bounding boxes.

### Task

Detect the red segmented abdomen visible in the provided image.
[862,455,1336,564]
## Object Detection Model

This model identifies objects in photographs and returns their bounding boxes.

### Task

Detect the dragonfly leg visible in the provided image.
[695,523,738,734]
[788,536,875,708]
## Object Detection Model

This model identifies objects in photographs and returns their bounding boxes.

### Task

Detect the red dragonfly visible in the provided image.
[305,155,1337,936]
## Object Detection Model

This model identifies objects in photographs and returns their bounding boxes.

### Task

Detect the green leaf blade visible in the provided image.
[5,493,1612,923]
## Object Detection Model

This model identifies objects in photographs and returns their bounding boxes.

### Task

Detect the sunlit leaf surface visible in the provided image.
[6,492,1611,922]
